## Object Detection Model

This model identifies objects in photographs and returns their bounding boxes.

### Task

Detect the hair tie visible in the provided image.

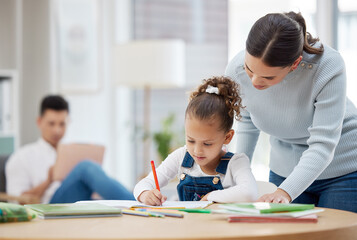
[205,85,219,95]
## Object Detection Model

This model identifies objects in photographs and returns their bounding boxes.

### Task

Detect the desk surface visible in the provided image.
[1,207,357,240]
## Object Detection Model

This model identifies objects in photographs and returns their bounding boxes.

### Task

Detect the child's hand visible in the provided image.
[200,193,210,201]
[138,189,167,206]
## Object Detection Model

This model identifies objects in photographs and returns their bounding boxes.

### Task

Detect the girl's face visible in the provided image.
[244,51,300,90]
[185,114,234,172]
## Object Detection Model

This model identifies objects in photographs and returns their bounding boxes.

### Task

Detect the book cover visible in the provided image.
[25,203,122,219]
[220,202,315,214]
[228,214,318,223]
[214,208,324,218]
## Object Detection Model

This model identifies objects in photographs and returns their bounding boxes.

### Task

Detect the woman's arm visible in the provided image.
[271,51,347,202]
[235,109,261,161]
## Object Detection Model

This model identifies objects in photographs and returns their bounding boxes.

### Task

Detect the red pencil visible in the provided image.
[151,160,160,191]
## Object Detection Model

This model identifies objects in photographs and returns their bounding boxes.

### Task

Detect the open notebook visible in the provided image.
[76,200,213,209]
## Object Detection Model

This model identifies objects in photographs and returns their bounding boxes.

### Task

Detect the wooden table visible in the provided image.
[1,207,357,240]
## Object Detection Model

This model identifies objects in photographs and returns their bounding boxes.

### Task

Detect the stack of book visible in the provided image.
[219,202,323,223]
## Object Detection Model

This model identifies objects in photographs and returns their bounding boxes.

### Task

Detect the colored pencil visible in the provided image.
[138,208,185,218]
[122,209,150,217]
[178,209,212,214]
[151,160,160,191]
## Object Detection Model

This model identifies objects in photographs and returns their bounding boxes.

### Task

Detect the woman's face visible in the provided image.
[244,51,293,90]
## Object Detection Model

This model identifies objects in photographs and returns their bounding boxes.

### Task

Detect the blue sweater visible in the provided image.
[226,44,357,200]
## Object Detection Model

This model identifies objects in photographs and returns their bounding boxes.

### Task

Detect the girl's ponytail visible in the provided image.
[187,76,243,132]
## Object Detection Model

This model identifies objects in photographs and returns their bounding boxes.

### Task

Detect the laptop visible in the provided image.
[53,143,105,181]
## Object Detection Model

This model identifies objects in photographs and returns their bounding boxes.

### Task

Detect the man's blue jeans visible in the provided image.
[270,170,357,213]
[50,160,135,203]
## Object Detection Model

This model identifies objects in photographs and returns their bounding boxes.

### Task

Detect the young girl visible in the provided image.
[134,76,258,205]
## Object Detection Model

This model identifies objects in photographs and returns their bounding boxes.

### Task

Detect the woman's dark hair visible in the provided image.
[186,76,243,133]
[246,11,324,67]
[40,95,69,116]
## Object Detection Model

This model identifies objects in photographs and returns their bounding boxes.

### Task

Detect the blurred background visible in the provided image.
[0,0,356,190]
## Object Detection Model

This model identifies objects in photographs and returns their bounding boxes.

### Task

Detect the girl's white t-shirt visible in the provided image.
[134,146,258,203]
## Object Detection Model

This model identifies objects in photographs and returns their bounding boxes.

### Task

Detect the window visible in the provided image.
[131,0,229,179]
[337,0,357,105]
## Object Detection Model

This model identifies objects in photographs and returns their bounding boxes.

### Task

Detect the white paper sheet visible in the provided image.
[76,200,213,209]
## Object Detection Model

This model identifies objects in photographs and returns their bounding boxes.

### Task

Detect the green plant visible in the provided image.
[153,113,176,162]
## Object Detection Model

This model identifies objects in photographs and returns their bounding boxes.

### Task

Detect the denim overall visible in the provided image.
[177,151,234,201]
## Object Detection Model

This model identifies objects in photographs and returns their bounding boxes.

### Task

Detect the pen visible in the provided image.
[178,209,212,214]
[151,160,160,191]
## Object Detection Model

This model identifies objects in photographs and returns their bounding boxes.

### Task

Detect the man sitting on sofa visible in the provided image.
[6,95,134,204]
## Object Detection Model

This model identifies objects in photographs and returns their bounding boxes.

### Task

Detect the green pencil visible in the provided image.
[178,209,211,214]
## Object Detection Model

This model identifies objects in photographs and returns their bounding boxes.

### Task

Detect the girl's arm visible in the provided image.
[207,154,258,203]
[133,147,185,200]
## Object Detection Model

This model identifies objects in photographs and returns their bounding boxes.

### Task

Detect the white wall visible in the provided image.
[0,0,53,146]
[0,0,16,69]
[0,0,136,189]
[21,0,52,145]
[60,0,136,189]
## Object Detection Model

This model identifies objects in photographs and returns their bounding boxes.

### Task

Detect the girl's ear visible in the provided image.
[224,129,235,145]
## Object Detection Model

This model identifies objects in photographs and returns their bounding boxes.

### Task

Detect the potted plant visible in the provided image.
[153,113,182,162]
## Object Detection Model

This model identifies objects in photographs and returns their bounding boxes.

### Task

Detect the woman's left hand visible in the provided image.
[257,188,292,203]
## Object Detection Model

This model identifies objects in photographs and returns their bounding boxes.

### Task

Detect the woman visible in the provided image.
[225,11,357,212]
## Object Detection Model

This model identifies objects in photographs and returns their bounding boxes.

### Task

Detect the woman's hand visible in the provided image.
[138,189,167,206]
[257,188,292,203]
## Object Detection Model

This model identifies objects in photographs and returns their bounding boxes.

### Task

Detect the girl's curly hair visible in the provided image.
[186,76,244,132]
